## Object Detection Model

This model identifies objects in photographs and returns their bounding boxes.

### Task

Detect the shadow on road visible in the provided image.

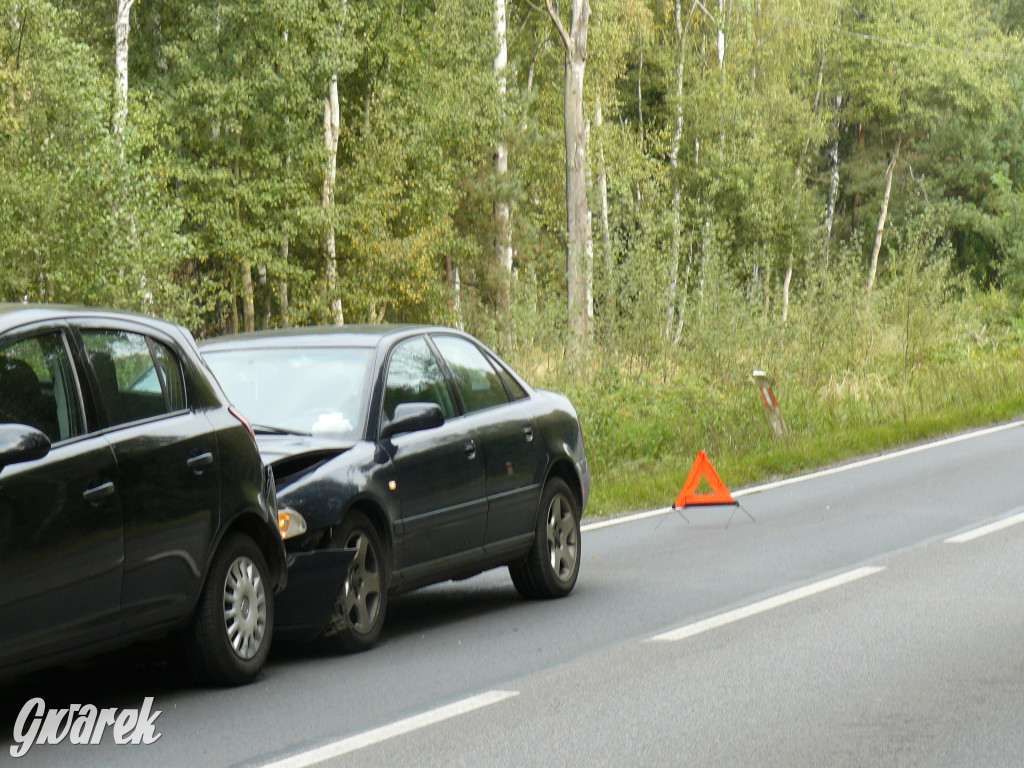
[0,576,535,734]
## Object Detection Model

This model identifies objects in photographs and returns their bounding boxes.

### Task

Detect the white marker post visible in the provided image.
[752,370,787,438]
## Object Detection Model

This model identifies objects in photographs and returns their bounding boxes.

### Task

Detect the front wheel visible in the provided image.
[322,510,387,653]
[510,477,581,599]
[186,533,273,686]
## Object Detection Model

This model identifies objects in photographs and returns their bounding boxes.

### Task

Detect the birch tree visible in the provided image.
[114,0,134,136]
[545,0,592,348]
[494,0,513,306]
[664,0,690,338]
[323,74,344,325]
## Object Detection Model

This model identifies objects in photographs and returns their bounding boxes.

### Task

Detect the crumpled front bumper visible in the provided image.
[274,547,355,642]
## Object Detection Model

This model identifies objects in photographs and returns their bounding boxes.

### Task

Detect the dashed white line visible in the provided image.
[647,566,886,643]
[257,690,519,768]
[944,509,1024,544]
[582,420,1024,533]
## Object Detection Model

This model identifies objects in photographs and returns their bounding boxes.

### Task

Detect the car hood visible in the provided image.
[257,434,356,470]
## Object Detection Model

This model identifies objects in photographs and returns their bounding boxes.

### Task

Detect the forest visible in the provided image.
[3,0,1024,513]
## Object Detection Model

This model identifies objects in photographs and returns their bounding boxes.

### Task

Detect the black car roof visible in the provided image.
[0,303,191,340]
[199,324,471,351]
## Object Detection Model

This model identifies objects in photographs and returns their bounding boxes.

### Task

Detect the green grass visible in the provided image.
[588,389,1024,519]
[503,281,1024,521]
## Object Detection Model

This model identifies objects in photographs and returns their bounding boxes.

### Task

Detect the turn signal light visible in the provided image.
[277,508,307,540]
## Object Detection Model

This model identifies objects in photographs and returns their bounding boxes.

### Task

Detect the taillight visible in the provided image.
[229,406,257,444]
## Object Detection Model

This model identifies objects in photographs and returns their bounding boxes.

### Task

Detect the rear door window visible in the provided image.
[0,332,84,443]
[432,336,510,414]
[80,330,185,427]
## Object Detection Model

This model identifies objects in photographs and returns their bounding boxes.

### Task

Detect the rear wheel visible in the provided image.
[510,477,581,599]
[186,533,273,686]
[322,510,387,652]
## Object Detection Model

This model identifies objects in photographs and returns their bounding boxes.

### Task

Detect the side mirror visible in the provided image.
[0,424,51,469]
[380,402,445,440]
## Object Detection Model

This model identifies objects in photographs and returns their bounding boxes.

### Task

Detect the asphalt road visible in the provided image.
[2,421,1023,767]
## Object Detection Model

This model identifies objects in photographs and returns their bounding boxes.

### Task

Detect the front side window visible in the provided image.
[80,330,179,427]
[383,337,457,423]
[0,332,84,443]
[432,336,509,414]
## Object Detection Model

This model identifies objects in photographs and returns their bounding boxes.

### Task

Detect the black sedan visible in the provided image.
[201,325,590,651]
[0,304,289,685]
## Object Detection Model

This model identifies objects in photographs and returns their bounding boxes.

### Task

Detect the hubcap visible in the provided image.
[546,493,578,582]
[336,531,381,635]
[223,555,267,660]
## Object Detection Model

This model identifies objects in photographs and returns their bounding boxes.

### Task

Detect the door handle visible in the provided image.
[522,425,534,442]
[83,481,115,506]
[463,440,477,459]
[187,451,214,474]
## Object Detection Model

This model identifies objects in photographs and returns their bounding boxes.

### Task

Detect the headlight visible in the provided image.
[277,507,308,540]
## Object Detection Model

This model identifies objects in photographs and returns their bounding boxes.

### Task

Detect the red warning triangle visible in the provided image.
[674,451,737,508]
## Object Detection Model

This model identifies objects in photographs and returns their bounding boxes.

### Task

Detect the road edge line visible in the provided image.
[583,420,1024,533]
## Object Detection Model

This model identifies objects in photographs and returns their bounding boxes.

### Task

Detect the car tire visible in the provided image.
[322,510,387,653]
[186,533,273,686]
[509,477,581,599]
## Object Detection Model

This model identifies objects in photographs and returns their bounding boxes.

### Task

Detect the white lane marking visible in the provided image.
[582,420,1024,533]
[258,690,519,768]
[647,566,885,643]
[944,509,1024,544]
[584,507,674,531]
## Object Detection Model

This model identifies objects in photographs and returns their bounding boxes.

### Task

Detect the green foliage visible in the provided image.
[5,0,1024,515]
[0,1,188,316]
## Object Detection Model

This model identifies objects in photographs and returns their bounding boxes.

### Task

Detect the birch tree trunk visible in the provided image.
[235,153,255,333]
[280,127,291,326]
[279,233,290,326]
[823,95,842,266]
[585,118,594,323]
[782,49,826,323]
[866,135,901,296]
[494,0,513,304]
[637,47,644,147]
[240,261,255,332]
[114,0,135,136]
[665,0,686,338]
[323,75,344,325]
[545,0,592,349]
[595,99,613,320]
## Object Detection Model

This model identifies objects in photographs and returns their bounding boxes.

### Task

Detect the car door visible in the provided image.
[0,327,124,668]
[379,335,487,572]
[430,335,541,550]
[76,325,221,631]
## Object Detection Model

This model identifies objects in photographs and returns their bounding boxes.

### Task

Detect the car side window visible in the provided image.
[432,336,509,414]
[383,337,457,422]
[80,330,181,427]
[151,340,187,412]
[487,353,528,401]
[0,332,84,443]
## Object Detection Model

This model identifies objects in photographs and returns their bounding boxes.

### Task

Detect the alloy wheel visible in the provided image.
[340,530,382,634]
[546,492,579,582]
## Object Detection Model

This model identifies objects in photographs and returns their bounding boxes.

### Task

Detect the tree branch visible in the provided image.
[545,0,573,54]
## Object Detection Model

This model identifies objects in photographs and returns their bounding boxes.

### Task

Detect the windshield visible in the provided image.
[204,346,372,440]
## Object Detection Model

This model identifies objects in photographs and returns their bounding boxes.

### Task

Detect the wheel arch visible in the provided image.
[220,512,287,592]
[543,458,583,514]
[327,497,394,575]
